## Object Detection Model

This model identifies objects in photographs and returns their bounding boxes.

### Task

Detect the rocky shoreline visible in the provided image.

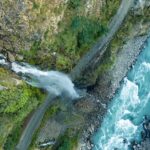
[79,32,150,150]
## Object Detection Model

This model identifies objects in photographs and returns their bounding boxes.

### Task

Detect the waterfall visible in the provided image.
[0,55,79,99]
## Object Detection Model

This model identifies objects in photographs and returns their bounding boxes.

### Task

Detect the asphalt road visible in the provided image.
[70,0,135,84]
[16,94,58,150]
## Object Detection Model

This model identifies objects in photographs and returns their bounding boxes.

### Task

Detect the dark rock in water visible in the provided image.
[142,139,150,149]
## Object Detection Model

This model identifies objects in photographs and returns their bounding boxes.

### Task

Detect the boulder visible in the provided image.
[7,52,15,62]
[16,54,24,61]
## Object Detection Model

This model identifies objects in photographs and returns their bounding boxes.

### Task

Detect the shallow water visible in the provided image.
[93,38,150,150]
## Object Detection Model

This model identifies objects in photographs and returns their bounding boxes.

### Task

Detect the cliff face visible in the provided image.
[0,0,117,70]
[0,0,68,51]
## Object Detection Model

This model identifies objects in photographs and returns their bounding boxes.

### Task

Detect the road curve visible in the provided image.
[70,0,135,85]
[16,94,58,150]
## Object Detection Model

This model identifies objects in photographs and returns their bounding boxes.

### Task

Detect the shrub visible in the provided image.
[55,16,106,55]
[3,125,22,150]
[68,0,84,9]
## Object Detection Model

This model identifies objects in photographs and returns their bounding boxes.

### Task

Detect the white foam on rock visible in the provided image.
[116,119,138,135]
[0,54,7,65]
[121,78,140,105]
[0,59,7,65]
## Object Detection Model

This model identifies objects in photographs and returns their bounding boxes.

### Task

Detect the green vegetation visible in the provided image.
[0,86,45,149]
[54,128,80,150]
[1,85,31,113]
[22,15,107,71]
[32,1,40,9]
[21,0,121,71]
[43,100,61,119]
[0,83,45,119]
[3,125,22,150]
[54,16,106,55]
[68,0,85,10]
[0,68,46,149]
[100,0,121,25]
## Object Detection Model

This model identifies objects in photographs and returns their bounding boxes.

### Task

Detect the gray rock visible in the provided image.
[7,52,15,62]
[16,54,24,61]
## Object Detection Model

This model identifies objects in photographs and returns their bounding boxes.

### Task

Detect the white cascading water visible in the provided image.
[0,56,79,99]
[93,38,150,150]
[11,62,79,99]
[0,54,8,65]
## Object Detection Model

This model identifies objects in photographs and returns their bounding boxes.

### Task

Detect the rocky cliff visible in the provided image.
[0,0,119,70]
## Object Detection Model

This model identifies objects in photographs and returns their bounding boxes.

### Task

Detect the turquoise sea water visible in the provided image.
[93,38,150,150]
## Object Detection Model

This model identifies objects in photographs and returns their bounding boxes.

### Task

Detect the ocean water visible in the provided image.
[93,37,150,150]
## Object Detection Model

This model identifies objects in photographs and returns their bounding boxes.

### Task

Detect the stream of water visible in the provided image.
[93,38,150,150]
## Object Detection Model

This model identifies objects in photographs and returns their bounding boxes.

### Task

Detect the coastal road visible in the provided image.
[16,94,58,150]
[70,0,135,85]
